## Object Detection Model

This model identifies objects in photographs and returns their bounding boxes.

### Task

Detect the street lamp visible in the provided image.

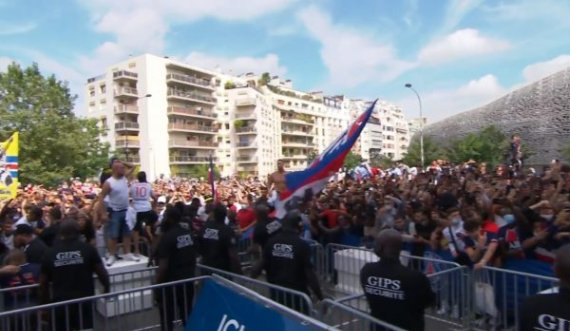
[405,83,424,170]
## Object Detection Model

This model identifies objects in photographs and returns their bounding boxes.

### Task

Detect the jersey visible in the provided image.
[360,259,435,331]
[106,176,129,211]
[130,182,153,212]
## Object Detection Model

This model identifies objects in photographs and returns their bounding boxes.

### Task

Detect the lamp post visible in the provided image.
[405,83,424,170]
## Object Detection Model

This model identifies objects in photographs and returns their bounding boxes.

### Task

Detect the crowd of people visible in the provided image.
[0,153,570,330]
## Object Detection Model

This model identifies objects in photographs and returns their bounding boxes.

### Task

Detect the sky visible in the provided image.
[1,0,570,122]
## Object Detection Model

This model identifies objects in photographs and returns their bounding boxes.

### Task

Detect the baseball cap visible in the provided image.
[14,224,34,236]
[157,196,167,204]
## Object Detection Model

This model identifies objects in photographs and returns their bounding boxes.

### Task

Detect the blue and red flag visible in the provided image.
[276,100,378,219]
[208,154,216,201]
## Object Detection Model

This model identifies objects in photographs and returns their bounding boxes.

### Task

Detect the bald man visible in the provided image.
[519,244,570,331]
[360,229,435,331]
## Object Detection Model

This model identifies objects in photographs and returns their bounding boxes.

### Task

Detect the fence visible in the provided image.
[196,263,317,315]
[472,266,559,331]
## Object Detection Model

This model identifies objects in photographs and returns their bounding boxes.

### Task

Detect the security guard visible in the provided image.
[154,206,197,331]
[40,220,110,331]
[360,229,435,331]
[252,203,282,251]
[519,244,570,331]
[197,203,242,274]
[251,211,323,314]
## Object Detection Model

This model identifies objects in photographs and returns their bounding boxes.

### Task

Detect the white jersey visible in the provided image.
[130,182,153,212]
[106,176,129,211]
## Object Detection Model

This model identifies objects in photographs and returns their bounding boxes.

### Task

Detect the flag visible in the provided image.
[0,132,19,200]
[208,154,216,201]
[276,100,378,219]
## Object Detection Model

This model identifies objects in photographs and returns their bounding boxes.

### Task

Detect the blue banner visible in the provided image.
[186,279,316,331]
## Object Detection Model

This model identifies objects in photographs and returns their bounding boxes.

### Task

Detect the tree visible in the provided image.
[446,125,509,167]
[171,164,220,179]
[306,149,318,164]
[224,81,236,90]
[0,62,109,187]
[402,136,445,167]
[233,119,245,129]
[258,72,271,86]
[343,151,362,169]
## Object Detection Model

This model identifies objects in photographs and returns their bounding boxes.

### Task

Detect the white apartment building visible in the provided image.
[86,54,410,179]
[408,117,428,135]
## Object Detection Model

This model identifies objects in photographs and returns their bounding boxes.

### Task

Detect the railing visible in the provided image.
[169,156,215,163]
[167,106,216,118]
[237,156,258,163]
[282,128,312,135]
[237,141,256,148]
[166,73,212,88]
[320,299,406,331]
[235,112,256,119]
[167,89,216,104]
[235,97,256,106]
[115,139,140,147]
[114,87,138,96]
[282,141,315,146]
[113,70,138,79]
[281,116,315,124]
[114,122,139,130]
[167,123,216,133]
[168,139,217,148]
[114,104,138,114]
[235,126,256,133]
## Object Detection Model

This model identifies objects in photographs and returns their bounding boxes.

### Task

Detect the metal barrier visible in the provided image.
[472,266,559,331]
[320,299,406,331]
[324,243,460,295]
[196,263,316,315]
[237,237,254,266]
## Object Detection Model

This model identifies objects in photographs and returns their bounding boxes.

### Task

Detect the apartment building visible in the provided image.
[86,54,410,179]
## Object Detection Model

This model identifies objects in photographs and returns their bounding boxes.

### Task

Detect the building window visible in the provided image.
[128,62,136,68]
[89,89,95,97]
[100,84,106,94]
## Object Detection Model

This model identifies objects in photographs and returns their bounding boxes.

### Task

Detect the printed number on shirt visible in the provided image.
[135,186,147,198]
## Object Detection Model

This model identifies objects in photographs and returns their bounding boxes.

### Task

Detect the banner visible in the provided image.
[186,278,317,331]
[0,132,19,200]
[276,100,378,218]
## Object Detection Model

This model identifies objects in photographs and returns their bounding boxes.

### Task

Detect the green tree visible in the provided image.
[306,149,318,164]
[343,151,362,169]
[171,164,220,179]
[258,72,271,86]
[233,119,245,129]
[402,136,445,167]
[0,62,109,187]
[446,125,509,167]
[224,81,236,89]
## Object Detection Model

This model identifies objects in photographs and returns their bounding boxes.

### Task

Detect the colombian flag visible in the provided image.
[0,132,19,200]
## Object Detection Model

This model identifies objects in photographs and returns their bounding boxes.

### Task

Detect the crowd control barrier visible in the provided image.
[197,263,316,315]
[320,298,406,331]
[472,266,559,331]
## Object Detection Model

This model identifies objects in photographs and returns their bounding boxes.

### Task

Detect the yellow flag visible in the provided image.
[0,132,19,200]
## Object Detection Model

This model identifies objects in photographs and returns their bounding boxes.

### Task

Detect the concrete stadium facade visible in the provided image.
[423,66,570,165]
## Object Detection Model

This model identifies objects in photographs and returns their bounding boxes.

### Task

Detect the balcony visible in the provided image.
[281,115,314,125]
[235,97,256,107]
[166,73,214,90]
[114,87,138,98]
[237,166,257,172]
[237,156,258,163]
[235,126,256,134]
[167,89,216,105]
[168,123,217,134]
[114,104,139,115]
[235,111,256,119]
[282,154,307,160]
[168,139,217,149]
[115,122,139,131]
[124,156,140,163]
[237,141,257,149]
[167,106,217,119]
[113,70,138,81]
[170,156,216,164]
[281,128,312,136]
[396,128,408,134]
[282,140,314,147]
[115,138,140,148]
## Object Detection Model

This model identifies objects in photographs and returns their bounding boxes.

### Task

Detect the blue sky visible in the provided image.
[1,0,570,122]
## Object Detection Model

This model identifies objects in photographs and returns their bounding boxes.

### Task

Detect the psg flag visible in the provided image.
[276,100,378,219]
[208,154,216,201]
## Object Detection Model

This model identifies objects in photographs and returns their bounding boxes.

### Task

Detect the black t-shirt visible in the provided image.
[360,259,435,331]
[253,219,282,249]
[198,220,237,271]
[262,230,311,293]
[41,239,103,301]
[155,224,196,282]
[25,237,47,264]
[40,223,61,247]
[519,288,570,331]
